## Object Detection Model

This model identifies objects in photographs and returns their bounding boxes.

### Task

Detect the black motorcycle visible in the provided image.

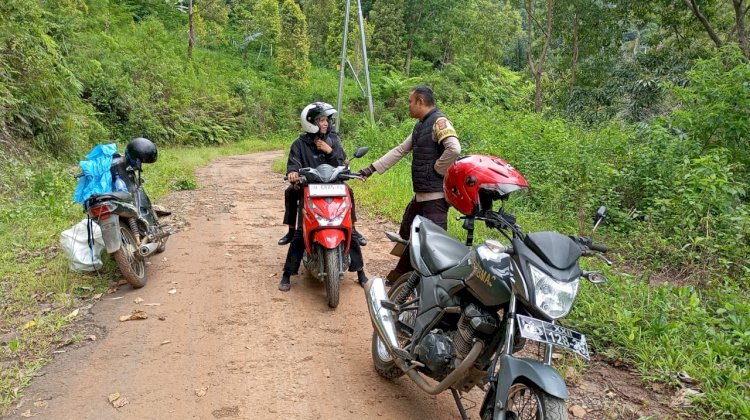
[365,205,610,420]
[83,149,171,288]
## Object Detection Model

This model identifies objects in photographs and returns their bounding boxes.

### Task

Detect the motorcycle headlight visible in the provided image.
[530,264,579,319]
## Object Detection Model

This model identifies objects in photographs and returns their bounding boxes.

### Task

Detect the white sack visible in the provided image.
[60,219,105,272]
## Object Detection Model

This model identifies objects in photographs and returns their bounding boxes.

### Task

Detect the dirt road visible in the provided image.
[7,152,679,419]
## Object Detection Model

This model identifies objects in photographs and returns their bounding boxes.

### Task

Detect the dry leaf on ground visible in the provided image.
[119,310,148,322]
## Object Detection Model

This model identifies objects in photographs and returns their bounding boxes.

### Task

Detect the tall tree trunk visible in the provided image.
[682,0,724,49]
[570,8,579,94]
[404,38,413,76]
[188,0,195,60]
[733,0,750,59]
[526,0,555,113]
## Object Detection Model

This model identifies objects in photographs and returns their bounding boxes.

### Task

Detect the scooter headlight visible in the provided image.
[313,213,346,226]
[309,199,348,226]
[530,264,579,319]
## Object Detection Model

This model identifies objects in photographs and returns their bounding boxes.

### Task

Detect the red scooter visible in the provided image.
[296,147,368,307]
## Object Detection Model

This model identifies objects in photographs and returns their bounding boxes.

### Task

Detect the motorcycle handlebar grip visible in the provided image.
[589,242,608,253]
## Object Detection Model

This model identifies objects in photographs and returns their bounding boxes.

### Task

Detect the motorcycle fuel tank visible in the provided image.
[443,244,512,307]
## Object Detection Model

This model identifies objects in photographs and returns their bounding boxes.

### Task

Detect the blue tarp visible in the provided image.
[73,143,118,204]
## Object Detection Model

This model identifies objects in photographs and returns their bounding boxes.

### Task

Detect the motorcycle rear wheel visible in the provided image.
[113,224,147,288]
[324,248,340,308]
[484,382,566,420]
[371,272,416,379]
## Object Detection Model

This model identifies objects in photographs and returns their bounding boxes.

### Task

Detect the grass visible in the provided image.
[0,135,287,414]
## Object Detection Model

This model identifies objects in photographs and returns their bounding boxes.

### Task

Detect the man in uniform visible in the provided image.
[358,86,461,283]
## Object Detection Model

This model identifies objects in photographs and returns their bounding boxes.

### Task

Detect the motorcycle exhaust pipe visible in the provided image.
[138,242,158,257]
[364,277,401,354]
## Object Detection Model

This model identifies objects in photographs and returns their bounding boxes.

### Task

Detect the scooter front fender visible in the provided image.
[312,229,346,250]
[481,354,569,420]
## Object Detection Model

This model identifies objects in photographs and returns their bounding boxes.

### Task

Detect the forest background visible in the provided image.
[0,0,748,417]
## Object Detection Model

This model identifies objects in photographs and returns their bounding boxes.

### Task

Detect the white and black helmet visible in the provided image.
[300,102,337,134]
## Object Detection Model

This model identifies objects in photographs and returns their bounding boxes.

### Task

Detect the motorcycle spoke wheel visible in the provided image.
[113,224,147,289]
[506,382,567,420]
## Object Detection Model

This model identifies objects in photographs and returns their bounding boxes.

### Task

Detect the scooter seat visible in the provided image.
[418,219,469,274]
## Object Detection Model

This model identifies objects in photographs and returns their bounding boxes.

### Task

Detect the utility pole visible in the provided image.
[335,0,374,129]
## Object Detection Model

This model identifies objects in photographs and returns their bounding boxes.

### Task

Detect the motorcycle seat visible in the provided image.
[418,219,469,274]
[87,192,133,205]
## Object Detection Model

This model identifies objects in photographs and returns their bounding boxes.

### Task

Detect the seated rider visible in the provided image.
[278,102,368,292]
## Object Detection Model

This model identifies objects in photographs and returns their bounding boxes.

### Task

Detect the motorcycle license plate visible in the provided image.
[308,184,347,197]
[516,314,590,359]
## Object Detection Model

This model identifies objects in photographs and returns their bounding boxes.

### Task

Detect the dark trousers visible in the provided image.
[283,184,358,227]
[393,197,449,276]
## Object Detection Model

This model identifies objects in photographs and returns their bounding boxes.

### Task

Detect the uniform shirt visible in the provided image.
[371,116,460,202]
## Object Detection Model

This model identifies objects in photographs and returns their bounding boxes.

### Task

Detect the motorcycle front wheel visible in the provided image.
[484,382,566,420]
[371,272,416,379]
[323,248,340,308]
[113,223,147,289]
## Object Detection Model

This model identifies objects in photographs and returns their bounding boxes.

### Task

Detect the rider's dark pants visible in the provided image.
[392,197,449,278]
[282,208,364,276]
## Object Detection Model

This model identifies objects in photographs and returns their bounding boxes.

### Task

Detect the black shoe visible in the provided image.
[278,230,294,245]
[352,230,367,246]
[357,271,368,288]
[278,276,291,292]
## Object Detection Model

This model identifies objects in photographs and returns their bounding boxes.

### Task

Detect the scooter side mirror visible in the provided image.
[353,147,369,159]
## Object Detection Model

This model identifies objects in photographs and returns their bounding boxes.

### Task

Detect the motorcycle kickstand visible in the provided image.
[451,388,470,420]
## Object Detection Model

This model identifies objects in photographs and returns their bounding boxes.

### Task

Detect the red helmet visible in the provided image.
[444,155,529,216]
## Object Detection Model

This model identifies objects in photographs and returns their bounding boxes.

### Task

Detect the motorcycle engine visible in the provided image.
[454,304,498,358]
[415,331,455,378]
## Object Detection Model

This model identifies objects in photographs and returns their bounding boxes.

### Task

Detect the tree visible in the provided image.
[681,0,750,59]
[252,0,282,58]
[277,0,310,82]
[526,0,555,112]
[369,0,406,70]
[301,0,337,64]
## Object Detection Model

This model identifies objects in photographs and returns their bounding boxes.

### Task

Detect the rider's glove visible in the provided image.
[358,164,375,178]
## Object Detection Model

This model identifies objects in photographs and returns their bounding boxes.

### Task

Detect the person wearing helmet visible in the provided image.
[278,102,368,292]
[357,85,461,284]
[278,103,367,247]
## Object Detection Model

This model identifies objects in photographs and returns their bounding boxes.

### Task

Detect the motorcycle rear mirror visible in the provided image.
[593,205,606,231]
[353,147,369,159]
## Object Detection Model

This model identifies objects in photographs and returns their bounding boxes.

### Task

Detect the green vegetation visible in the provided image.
[1,0,748,417]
